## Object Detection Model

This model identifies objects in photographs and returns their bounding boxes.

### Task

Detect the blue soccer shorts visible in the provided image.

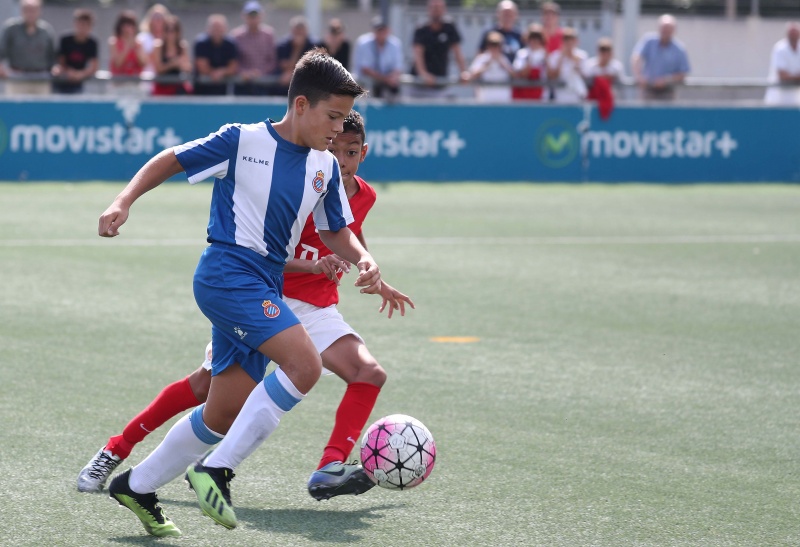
[193,243,300,383]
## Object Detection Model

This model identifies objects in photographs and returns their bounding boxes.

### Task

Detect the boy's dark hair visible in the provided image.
[288,48,365,107]
[342,110,366,144]
[114,10,138,37]
[74,8,94,23]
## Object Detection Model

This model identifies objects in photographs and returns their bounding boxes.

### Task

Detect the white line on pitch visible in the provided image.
[1,234,800,247]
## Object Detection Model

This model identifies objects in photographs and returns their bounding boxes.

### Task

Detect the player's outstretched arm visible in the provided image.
[98,149,184,237]
[377,280,415,319]
[318,227,381,293]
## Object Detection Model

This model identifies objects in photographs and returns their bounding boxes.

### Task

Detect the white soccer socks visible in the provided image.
[203,367,304,470]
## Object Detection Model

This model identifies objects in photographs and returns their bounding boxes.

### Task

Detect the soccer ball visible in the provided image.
[360,414,436,490]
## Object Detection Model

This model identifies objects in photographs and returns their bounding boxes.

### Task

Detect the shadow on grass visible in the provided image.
[106,499,404,543]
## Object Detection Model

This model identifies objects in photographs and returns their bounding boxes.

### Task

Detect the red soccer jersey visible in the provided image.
[283,176,377,308]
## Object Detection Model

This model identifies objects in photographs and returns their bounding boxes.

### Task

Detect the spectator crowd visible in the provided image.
[0,0,796,105]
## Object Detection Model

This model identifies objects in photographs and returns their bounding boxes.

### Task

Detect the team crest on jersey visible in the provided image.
[262,300,281,318]
[312,170,325,193]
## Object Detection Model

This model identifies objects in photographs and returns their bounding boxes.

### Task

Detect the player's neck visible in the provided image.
[344,177,359,199]
[272,117,304,147]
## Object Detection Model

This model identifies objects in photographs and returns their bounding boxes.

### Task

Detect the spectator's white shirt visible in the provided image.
[765,38,800,106]
[547,48,588,103]
[583,57,625,81]
[512,47,547,72]
[469,51,513,102]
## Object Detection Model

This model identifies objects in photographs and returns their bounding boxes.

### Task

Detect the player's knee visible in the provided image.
[188,367,211,402]
[355,359,387,387]
[280,351,322,394]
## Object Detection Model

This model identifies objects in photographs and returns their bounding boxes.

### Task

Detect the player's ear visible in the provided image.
[294,95,308,114]
[360,143,368,162]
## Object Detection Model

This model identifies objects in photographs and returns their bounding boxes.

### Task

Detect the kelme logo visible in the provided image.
[0,118,8,156]
[535,119,578,169]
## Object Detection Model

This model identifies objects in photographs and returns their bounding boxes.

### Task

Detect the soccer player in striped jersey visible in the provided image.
[79,111,413,506]
[97,50,382,537]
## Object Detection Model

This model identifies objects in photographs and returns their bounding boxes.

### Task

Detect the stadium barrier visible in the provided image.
[0,97,798,183]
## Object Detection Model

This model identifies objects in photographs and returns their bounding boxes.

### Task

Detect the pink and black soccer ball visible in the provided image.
[360,414,436,490]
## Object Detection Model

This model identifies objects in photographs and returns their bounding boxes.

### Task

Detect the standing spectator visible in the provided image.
[137,4,169,75]
[764,22,800,106]
[275,16,317,94]
[353,16,403,100]
[541,2,563,54]
[108,10,147,89]
[0,0,56,96]
[512,23,547,101]
[193,14,238,96]
[631,14,690,101]
[52,8,98,94]
[322,18,350,70]
[584,37,624,85]
[464,31,513,102]
[231,1,276,96]
[410,0,467,98]
[478,0,522,63]
[584,38,622,119]
[546,27,587,104]
[152,15,191,96]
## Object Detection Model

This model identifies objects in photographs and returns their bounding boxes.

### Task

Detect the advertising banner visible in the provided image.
[0,98,798,183]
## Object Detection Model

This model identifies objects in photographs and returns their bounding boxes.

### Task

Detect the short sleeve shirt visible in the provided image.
[633,33,690,82]
[173,120,354,267]
[193,35,238,94]
[411,21,461,77]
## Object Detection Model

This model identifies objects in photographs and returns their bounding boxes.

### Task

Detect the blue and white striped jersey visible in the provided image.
[174,120,354,266]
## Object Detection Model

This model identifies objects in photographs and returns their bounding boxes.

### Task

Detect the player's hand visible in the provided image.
[98,200,130,237]
[377,281,415,319]
[312,254,351,284]
[354,258,381,294]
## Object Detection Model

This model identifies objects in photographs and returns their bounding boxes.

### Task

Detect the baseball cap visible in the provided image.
[242,1,263,14]
[371,15,388,30]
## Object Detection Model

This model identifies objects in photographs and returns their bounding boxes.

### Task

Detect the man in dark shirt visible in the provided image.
[194,14,239,96]
[271,15,317,96]
[478,0,522,63]
[53,9,98,94]
[410,0,467,98]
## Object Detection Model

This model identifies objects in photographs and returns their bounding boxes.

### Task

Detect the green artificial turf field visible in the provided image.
[1,182,799,546]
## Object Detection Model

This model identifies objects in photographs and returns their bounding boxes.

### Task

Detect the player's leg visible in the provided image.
[187,323,322,528]
[107,336,236,537]
[77,344,212,493]
[308,335,386,500]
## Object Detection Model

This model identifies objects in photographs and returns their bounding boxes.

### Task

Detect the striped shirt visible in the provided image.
[174,120,353,266]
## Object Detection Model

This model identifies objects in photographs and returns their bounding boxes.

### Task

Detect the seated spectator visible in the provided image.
[353,16,403,99]
[52,8,98,94]
[583,37,624,85]
[274,15,317,93]
[631,14,690,101]
[137,4,169,75]
[464,31,514,102]
[322,18,350,70]
[546,27,587,104]
[231,1,276,96]
[193,14,238,96]
[478,0,522,64]
[152,15,191,96]
[764,22,800,106]
[0,0,56,96]
[108,10,147,87]
[511,23,546,100]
